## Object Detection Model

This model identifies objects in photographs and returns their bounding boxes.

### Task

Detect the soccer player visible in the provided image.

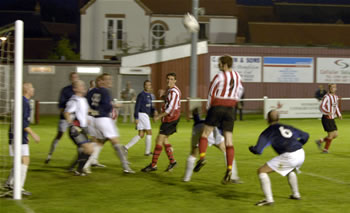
[315,83,342,153]
[64,80,94,176]
[86,73,134,174]
[123,80,157,156]
[249,110,309,206]
[194,55,244,184]
[121,81,136,123]
[5,82,40,196]
[141,73,181,172]
[45,72,79,164]
[183,109,241,183]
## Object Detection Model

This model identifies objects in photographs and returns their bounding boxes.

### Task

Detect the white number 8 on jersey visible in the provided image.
[279,126,293,138]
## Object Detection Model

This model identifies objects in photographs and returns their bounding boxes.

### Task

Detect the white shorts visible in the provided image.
[136,113,152,130]
[9,144,30,156]
[94,117,119,140]
[58,119,69,132]
[192,124,223,147]
[87,116,97,137]
[267,148,305,176]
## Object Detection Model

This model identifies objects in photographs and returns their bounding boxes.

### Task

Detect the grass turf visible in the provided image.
[1,114,350,213]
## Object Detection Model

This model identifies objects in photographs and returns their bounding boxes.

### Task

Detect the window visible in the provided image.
[199,23,209,40]
[151,23,166,49]
[105,18,124,51]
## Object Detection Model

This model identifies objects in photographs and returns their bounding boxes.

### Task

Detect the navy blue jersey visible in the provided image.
[250,123,309,155]
[86,87,113,118]
[134,91,154,119]
[58,85,74,119]
[9,96,31,144]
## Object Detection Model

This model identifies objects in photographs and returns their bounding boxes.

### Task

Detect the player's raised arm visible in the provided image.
[249,133,270,155]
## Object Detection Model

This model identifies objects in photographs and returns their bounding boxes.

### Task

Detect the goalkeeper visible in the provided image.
[64,80,93,176]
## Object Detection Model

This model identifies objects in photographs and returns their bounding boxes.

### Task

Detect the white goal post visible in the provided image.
[0,20,24,200]
[13,20,24,200]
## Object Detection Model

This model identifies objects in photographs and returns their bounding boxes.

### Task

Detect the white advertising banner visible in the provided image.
[264,98,322,118]
[263,57,314,83]
[210,56,262,82]
[316,58,350,84]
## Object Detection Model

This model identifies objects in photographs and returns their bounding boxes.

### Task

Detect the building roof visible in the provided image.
[138,0,238,16]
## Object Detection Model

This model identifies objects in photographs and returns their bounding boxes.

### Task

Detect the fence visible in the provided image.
[31,97,350,124]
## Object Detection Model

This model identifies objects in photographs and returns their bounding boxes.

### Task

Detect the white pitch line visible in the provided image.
[302,172,350,185]
[15,200,36,213]
[238,160,350,185]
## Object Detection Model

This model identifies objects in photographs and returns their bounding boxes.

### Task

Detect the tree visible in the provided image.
[48,36,80,60]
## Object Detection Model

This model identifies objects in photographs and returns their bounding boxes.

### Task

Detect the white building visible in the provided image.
[80,0,237,60]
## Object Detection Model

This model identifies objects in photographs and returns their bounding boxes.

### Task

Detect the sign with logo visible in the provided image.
[263,57,314,83]
[210,56,261,82]
[316,58,350,83]
[28,65,55,74]
[120,66,151,75]
[264,98,322,118]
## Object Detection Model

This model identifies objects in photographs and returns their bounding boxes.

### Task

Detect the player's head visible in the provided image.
[69,72,79,83]
[218,55,233,71]
[166,73,176,88]
[72,80,87,96]
[99,73,113,88]
[23,82,34,98]
[144,80,152,92]
[328,83,337,94]
[267,110,279,124]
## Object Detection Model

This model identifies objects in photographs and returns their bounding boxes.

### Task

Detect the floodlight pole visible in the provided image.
[190,0,199,98]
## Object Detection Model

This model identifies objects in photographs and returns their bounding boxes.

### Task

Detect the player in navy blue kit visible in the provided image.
[45,72,79,164]
[249,110,309,206]
[4,83,40,196]
[183,109,241,183]
[86,73,134,173]
[123,80,156,156]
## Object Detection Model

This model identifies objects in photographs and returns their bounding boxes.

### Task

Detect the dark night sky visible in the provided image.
[0,0,82,23]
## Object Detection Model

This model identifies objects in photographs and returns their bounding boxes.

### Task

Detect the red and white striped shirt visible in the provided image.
[320,93,341,119]
[162,85,181,122]
[207,70,244,109]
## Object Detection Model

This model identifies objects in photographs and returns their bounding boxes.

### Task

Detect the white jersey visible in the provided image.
[191,123,223,147]
[65,95,89,127]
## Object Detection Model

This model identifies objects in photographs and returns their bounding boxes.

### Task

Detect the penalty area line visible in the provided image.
[302,171,350,185]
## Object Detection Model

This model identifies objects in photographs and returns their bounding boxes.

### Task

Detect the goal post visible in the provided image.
[13,20,24,200]
[0,20,23,200]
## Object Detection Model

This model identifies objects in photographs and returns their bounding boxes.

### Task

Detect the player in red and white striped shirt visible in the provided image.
[316,83,342,153]
[141,73,181,172]
[194,55,244,184]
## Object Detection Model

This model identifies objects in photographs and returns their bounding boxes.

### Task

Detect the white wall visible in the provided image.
[150,16,192,46]
[209,18,237,43]
[81,0,150,60]
[80,0,238,60]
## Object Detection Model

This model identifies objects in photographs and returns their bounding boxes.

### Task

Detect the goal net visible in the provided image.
[0,21,23,200]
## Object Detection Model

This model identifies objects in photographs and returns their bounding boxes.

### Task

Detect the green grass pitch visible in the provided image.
[1,114,350,213]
